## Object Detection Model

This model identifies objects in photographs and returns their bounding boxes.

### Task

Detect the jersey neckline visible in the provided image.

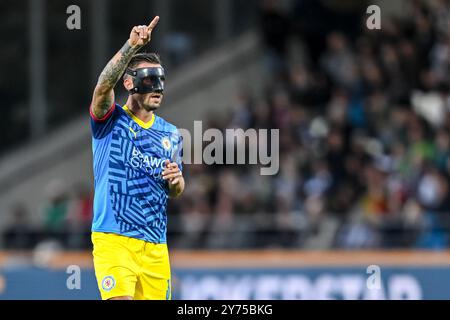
[122,104,156,129]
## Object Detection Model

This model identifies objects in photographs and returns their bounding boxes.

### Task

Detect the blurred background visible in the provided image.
[1,0,450,299]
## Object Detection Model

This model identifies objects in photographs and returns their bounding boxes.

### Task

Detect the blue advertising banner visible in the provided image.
[172,267,449,300]
[0,266,449,300]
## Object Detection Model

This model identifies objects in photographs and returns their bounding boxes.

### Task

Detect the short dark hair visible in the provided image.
[127,52,162,70]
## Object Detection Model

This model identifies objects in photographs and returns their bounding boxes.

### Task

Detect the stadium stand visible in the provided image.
[2,0,450,252]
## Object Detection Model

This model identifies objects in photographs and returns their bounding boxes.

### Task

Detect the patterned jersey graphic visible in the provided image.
[91,104,182,243]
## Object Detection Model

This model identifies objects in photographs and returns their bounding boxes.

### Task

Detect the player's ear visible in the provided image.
[123,76,133,91]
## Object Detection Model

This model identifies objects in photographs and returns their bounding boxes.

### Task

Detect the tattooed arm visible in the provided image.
[90,16,160,119]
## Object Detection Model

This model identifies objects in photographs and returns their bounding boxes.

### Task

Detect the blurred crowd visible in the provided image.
[170,0,450,250]
[4,0,450,250]
[3,181,92,250]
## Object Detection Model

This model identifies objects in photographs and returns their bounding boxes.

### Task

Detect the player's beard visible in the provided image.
[142,102,160,112]
[142,94,163,111]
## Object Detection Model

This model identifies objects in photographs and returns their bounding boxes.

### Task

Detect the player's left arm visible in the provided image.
[162,160,185,198]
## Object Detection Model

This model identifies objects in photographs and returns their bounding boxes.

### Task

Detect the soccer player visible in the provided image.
[89,16,185,300]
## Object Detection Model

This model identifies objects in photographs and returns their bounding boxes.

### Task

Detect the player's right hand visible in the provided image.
[129,16,159,48]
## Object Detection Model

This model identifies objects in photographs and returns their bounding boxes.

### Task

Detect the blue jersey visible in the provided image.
[90,103,182,243]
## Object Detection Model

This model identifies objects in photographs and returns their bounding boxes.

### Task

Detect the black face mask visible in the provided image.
[125,67,165,95]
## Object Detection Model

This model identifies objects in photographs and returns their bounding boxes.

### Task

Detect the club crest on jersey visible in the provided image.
[161,137,172,151]
[102,275,115,291]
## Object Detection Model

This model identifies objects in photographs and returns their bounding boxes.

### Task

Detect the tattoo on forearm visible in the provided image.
[120,41,133,55]
[97,41,138,88]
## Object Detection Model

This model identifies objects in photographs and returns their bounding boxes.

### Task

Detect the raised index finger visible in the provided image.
[147,16,160,31]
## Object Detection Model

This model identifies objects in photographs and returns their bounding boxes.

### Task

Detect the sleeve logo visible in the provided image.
[161,136,172,151]
[101,275,116,291]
